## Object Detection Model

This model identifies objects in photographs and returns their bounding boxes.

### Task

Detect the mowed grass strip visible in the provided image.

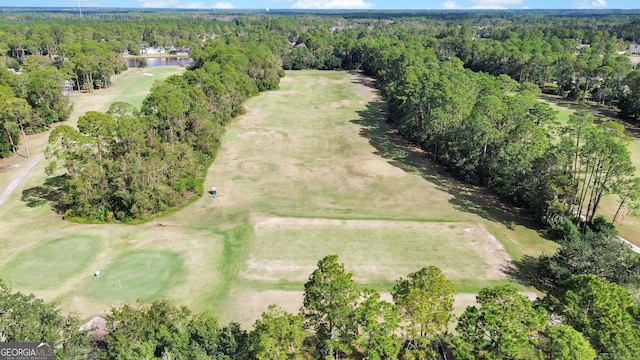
[1,235,100,289]
[241,217,509,286]
[88,250,183,302]
[212,70,471,222]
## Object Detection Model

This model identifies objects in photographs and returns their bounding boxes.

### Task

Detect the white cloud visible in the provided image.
[469,0,523,9]
[577,0,607,8]
[442,1,461,9]
[291,0,373,9]
[212,1,234,8]
[139,0,234,8]
[139,0,204,7]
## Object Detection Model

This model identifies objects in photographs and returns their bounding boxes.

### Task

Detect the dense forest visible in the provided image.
[3,8,640,359]
[0,9,639,227]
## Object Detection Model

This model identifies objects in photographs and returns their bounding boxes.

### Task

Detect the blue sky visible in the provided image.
[3,0,637,10]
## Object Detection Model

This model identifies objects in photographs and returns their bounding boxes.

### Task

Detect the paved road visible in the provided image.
[619,235,640,254]
[0,154,45,207]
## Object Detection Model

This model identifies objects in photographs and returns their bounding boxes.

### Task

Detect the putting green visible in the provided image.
[1,235,100,289]
[88,250,183,302]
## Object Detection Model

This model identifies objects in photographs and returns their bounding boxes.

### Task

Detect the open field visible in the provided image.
[166,70,557,324]
[539,94,640,245]
[243,218,508,285]
[0,69,558,326]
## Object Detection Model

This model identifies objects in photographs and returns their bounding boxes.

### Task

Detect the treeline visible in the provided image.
[273,13,640,119]
[3,255,640,359]
[352,33,637,230]
[5,10,640,110]
[0,58,71,158]
[46,35,284,222]
[437,20,640,121]
[237,14,640,229]
[8,11,640,224]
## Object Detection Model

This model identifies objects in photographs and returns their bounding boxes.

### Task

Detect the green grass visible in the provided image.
[0,70,560,325]
[539,98,571,126]
[194,70,559,324]
[243,221,507,285]
[65,66,185,122]
[1,235,100,289]
[99,67,184,110]
[88,250,183,302]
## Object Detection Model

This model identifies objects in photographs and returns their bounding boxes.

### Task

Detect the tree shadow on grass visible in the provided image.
[502,256,555,293]
[21,174,67,213]
[351,97,542,232]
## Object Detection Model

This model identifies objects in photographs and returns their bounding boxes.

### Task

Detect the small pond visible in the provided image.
[124,57,192,68]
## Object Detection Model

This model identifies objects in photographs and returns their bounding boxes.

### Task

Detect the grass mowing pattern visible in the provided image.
[88,250,183,302]
[243,221,506,285]
[1,235,100,289]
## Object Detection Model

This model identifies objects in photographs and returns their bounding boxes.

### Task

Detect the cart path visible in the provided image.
[620,235,640,254]
[0,154,45,206]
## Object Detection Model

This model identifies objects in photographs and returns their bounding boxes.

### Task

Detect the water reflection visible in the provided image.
[124,57,193,68]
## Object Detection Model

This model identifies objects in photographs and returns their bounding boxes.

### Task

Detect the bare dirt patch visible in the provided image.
[465,225,511,279]
[0,164,20,171]
[278,77,294,86]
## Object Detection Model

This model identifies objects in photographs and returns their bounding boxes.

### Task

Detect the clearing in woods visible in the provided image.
[0,69,557,325]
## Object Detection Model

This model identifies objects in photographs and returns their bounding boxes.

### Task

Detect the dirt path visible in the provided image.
[0,154,44,206]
